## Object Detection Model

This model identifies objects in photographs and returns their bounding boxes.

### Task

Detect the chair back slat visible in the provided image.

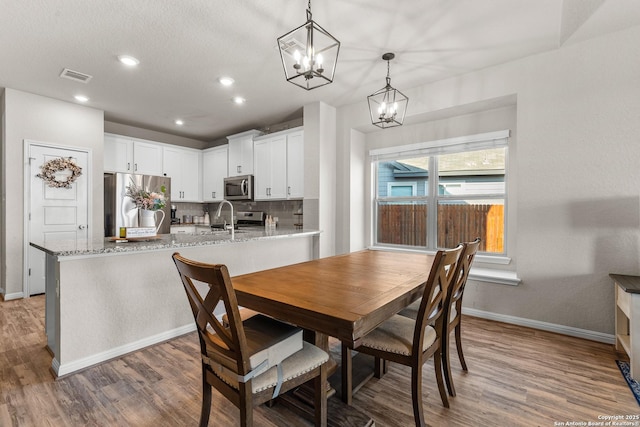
[413,245,464,355]
[447,238,480,316]
[172,253,252,375]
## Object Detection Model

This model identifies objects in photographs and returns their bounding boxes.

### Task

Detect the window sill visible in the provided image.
[368,245,521,286]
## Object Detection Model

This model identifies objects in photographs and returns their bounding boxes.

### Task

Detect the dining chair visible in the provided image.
[399,238,481,397]
[440,238,480,397]
[172,252,328,427]
[341,245,464,427]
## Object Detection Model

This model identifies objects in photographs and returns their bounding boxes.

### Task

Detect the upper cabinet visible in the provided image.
[162,146,202,202]
[254,128,304,201]
[202,145,228,202]
[227,130,262,177]
[104,134,163,176]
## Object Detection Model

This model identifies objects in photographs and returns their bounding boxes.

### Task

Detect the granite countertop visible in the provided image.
[30,228,321,258]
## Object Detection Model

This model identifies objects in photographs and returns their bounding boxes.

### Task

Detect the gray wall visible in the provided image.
[2,89,104,298]
[336,25,640,337]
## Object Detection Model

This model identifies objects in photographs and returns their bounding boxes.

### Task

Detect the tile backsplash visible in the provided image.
[173,200,304,228]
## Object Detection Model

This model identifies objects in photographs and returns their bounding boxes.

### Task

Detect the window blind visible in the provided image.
[369,130,510,162]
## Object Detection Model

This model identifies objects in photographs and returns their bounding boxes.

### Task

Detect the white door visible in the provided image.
[28,143,89,295]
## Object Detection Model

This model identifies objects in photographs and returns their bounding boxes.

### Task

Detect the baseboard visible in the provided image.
[52,323,197,377]
[462,307,615,344]
[3,291,25,301]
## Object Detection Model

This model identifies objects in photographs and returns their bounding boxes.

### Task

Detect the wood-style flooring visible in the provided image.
[0,295,637,426]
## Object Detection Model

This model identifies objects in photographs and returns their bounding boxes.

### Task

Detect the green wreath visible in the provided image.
[37,157,83,189]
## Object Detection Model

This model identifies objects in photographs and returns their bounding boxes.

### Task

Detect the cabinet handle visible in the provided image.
[288,186,291,195]
[127,162,131,171]
[212,191,215,198]
[134,163,138,172]
[237,165,241,174]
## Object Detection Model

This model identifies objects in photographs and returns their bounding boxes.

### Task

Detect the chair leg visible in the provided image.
[314,364,328,427]
[433,351,450,408]
[341,344,353,405]
[411,363,425,427]
[455,324,468,371]
[374,357,388,378]
[442,331,456,397]
[199,369,212,427]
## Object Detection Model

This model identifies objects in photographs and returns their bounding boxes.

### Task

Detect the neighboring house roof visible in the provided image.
[391,161,428,178]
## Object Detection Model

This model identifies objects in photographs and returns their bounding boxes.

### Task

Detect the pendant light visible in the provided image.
[277,0,340,90]
[367,53,409,129]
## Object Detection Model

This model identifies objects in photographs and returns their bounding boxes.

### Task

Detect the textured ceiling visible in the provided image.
[1,0,638,141]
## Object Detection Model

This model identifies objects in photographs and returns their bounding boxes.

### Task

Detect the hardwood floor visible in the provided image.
[0,295,637,426]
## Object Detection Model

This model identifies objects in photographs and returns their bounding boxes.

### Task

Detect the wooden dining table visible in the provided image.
[232,249,436,350]
[231,249,436,425]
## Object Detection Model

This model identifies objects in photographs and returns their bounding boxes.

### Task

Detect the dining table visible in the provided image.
[231,249,436,425]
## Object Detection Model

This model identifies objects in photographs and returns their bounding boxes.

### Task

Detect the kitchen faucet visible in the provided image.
[215,199,234,240]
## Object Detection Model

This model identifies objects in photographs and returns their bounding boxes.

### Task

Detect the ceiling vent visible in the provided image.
[59,68,93,83]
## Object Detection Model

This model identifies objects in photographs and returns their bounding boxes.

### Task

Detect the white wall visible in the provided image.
[2,89,104,298]
[335,25,640,335]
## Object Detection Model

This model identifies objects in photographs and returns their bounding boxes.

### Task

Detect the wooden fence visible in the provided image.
[377,203,504,252]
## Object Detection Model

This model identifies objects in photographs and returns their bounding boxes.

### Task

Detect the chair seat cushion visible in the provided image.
[399,299,457,321]
[210,341,328,393]
[360,314,437,356]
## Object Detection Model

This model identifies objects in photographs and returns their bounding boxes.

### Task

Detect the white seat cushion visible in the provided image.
[210,342,328,393]
[360,314,437,356]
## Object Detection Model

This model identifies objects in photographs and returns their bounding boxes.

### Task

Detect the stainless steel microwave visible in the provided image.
[224,175,254,200]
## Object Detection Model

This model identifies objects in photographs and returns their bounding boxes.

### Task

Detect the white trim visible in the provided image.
[468,267,521,286]
[52,323,196,377]
[463,307,614,344]
[3,292,25,301]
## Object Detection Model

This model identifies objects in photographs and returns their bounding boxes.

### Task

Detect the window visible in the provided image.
[372,131,508,255]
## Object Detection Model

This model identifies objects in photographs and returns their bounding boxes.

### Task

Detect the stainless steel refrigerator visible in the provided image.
[104,173,171,236]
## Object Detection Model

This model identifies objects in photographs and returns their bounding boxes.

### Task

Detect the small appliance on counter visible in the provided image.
[170,204,180,224]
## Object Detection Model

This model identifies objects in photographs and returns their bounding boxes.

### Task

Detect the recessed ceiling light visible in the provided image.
[232,96,246,105]
[218,77,234,86]
[118,55,140,66]
[74,95,89,103]
[175,119,184,126]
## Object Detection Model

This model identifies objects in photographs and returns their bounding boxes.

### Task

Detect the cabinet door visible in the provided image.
[253,140,272,200]
[133,141,163,176]
[162,147,183,200]
[286,130,304,199]
[203,146,228,202]
[269,136,288,199]
[163,146,201,202]
[180,149,201,202]
[104,134,133,173]
[228,136,254,176]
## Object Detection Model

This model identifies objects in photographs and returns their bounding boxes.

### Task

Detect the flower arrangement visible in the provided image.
[125,180,167,211]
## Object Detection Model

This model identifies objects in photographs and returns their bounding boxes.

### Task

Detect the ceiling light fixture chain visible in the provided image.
[277,0,340,90]
[367,52,409,129]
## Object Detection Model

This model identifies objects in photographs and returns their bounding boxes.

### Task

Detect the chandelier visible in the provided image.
[367,53,409,129]
[277,0,340,90]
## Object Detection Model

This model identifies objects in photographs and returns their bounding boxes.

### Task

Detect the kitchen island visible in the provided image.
[30,228,321,377]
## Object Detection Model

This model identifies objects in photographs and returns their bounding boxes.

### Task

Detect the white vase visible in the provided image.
[139,209,165,234]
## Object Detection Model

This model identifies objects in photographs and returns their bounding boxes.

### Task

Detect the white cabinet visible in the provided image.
[254,128,304,201]
[286,130,304,199]
[104,134,163,176]
[203,145,228,202]
[227,130,262,177]
[254,135,288,200]
[163,146,202,202]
